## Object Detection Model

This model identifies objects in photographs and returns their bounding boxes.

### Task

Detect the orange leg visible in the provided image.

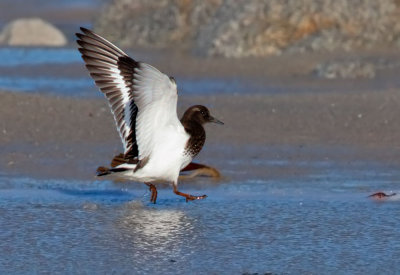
[173,184,207,202]
[145,183,157,204]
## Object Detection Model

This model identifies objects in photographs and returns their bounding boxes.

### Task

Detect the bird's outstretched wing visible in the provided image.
[76,28,179,162]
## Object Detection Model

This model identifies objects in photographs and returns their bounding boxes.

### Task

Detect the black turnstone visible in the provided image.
[76,28,223,203]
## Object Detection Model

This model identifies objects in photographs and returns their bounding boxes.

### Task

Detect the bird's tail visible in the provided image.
[96,153,139,176]
[96,166,129,176]
[96,166,111,176]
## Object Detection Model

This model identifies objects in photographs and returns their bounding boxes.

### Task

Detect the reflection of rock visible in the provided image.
[0,18,67,46]
[95,0,400,57]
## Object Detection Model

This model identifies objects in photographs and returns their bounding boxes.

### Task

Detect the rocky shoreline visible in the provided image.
[95,0,400,57]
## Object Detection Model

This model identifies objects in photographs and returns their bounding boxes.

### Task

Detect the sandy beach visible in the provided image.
[2,81,400,180]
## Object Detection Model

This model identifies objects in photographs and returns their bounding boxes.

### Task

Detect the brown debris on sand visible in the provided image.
[368,192,396,199]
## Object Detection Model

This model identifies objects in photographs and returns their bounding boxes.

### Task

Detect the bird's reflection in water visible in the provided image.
[115,202,199,266]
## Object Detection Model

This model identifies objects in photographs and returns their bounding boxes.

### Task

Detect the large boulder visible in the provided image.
[0,18,67,46]
[196,0,400,57]
[95,0,400,57]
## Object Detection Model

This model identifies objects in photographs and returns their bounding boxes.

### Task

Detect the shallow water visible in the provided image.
[0,47,263,96]
[2,47,399,97]
[1,157,399,274]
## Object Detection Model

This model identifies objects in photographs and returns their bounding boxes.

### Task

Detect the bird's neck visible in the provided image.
[181,118,205,137]
[181,119,206,157]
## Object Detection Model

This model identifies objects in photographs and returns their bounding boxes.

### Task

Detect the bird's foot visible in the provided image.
[145,183,158,204]
[173,185,207,202]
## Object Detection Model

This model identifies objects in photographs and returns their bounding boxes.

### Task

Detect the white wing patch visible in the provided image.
[133,64,179,160]
[96,67,132,151]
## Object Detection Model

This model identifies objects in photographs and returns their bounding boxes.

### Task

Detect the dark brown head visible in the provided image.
[181,105,224,125]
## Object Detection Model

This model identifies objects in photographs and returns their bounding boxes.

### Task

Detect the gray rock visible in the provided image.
[198,0,400,57]
[0,18,67,46]
[95,0,400,57]
[95,0,222,48]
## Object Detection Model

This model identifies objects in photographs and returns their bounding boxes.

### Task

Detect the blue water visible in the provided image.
[1,47,393,96]
[0,47,261,96]
[0,76,91,95]
[0,48,82,66]
[0,75,259,96]
[0,157,399,274]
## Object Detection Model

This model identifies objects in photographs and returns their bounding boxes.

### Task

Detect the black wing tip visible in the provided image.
[76,39,83,46]
[78,47,86,54]
[75,28,86,38]
[75,27,94,41]
[80,27,92,34]
[75,33,82,45]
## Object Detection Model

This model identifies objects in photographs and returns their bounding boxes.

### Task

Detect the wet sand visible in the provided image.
[2,87,400,180]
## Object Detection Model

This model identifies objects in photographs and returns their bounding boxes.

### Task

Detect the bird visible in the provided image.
[76,27,223,203]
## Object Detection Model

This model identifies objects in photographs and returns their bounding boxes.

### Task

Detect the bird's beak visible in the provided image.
[209,116,224,125]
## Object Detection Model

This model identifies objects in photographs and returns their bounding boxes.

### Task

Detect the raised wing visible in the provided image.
[132,63,180,161]
[76,28,180,163]
[76,27,138,157]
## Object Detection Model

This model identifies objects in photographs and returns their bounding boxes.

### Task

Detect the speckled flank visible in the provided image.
[184,129,205,158]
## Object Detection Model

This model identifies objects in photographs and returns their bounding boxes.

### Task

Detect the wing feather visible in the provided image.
[132,65,181,160]
[76,27,138,157]
[76,27,182,165]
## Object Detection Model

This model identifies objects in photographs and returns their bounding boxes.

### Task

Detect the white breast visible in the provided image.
[127,123,191,183]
